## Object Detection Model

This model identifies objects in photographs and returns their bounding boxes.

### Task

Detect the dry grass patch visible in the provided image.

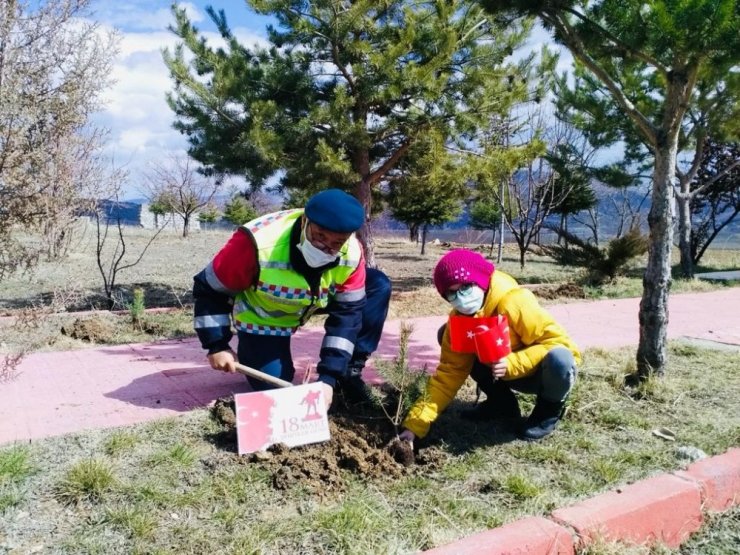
[0,342,737,553]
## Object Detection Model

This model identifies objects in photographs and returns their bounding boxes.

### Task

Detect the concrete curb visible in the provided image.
[423,448,740,554]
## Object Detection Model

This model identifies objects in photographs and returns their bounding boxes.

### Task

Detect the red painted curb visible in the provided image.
[675,448,740,512]
[550,474,703,549]
[422,516,574,555]
[421,450,740,553]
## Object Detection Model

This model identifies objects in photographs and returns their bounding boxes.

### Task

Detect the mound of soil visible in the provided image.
[60,315,116,343]
[532,283,586,300]
[209,395,446,492]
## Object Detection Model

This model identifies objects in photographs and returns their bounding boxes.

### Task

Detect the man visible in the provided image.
[399,249,580,445]
[193,188,391,406]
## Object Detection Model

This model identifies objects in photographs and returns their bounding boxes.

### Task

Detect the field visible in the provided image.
[0,224,739,553]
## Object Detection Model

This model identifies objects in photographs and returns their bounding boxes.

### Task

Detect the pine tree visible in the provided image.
[387,131,468,254]
[163,0,530,264]
[482,0,740,378]
[223,196,259,227]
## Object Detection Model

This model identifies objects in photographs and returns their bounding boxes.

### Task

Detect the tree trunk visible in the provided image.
[497,179,505,264]
[637,145,676,378]
[352,139,375,267]
[182,214,190,238]
[420,225,428,255]
[558,213,565,245]
[353,175,375,267]
[676,193,694,279]
[409,223,420,243]
[518,240,526,268]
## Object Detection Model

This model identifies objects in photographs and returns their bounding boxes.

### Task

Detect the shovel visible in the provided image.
[233,362,293,388]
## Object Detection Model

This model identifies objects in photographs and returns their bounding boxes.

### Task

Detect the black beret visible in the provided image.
[304,189,364,232]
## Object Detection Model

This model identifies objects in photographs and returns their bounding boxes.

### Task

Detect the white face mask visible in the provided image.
[297,222,339,268]
[449,285,485,315]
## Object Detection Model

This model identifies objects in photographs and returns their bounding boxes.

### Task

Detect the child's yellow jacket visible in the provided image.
[403,270,581,438]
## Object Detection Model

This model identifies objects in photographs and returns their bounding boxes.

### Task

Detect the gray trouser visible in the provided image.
[471,347,577,402]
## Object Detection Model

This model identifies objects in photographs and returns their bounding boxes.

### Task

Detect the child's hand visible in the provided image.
[398,429,415,444]
[491,359,508,379]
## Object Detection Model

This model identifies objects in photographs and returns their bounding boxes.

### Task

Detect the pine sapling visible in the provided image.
[128,288,146,330]
[373,322,429,466]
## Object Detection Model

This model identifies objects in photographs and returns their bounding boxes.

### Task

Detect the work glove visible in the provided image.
[398,429,415,446]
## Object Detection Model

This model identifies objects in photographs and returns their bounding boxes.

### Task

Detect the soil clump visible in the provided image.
[209,395,445,492]
[532,282,586,300]
[60,315,116,343]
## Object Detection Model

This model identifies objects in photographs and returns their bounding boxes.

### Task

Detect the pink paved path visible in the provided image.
[1,289,738,445]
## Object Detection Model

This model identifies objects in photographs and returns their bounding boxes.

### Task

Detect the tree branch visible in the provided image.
[561,6,669,73]
[543,10,657,145]
[366,138,414,187]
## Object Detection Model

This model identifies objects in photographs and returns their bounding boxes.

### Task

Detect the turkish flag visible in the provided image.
[449,315,500,353]
[473,315,511,363]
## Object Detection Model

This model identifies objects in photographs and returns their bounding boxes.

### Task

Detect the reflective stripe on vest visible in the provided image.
[234,209,362,335]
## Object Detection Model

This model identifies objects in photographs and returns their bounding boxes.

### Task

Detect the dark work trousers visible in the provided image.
[437,324,577,403]
[238,267,392,391]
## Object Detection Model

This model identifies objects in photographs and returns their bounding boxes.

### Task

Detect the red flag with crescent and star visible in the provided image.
[449,314,511,361]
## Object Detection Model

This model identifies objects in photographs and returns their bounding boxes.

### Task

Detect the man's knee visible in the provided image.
[366,267,392,303]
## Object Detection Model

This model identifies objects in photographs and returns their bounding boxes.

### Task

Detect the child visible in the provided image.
[399,249,581,445]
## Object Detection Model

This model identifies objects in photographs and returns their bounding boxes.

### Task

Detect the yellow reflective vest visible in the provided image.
[233,209,363,336]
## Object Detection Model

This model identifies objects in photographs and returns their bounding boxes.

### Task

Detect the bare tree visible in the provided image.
[94,189,170,310]
[497,113,578,268]
[40,127,111,260]
[140,156,223,238]
[572,182,650,245]
[689,140,740,265]
[0,0,118,280]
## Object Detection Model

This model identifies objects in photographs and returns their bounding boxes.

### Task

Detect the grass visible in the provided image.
[0,446,35,512]
[104,430,139,456]
[0,227,738,551]
[56,458,116,504]
[0,342,737,553]
[0,446,34,483]
[0,231,738,359]
[1,226,737,314]
[574,507,740,554]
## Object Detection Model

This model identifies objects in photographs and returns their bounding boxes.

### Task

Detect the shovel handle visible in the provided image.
[233,362,293,389]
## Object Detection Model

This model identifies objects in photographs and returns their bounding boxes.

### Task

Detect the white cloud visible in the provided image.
[92,1,203,32]
[90,0,270,197]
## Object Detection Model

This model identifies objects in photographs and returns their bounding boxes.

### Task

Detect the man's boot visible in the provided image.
[460,381,521,422]
[518,397,566,441]
[339,353,374,405]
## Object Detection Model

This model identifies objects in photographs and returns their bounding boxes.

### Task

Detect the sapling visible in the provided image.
[373,322,429,466]
[128,288,146,330]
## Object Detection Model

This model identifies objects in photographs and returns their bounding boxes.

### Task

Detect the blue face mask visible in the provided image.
[449,285,485,315]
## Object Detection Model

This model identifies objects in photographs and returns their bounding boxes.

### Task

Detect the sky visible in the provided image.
[90,1,272,199]
[89,1,571,200]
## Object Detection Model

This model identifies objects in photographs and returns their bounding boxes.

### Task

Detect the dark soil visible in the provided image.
[532,282,587,300]
[209,395,447,493]
[387,437,415,467]
[60,315,117,342]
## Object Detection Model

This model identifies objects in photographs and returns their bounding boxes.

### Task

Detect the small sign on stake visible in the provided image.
[234,383,331,455]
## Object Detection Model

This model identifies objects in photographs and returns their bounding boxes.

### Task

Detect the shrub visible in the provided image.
[541,227,648,284]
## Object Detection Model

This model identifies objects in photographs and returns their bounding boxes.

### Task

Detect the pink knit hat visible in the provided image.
[433,249,495,297]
